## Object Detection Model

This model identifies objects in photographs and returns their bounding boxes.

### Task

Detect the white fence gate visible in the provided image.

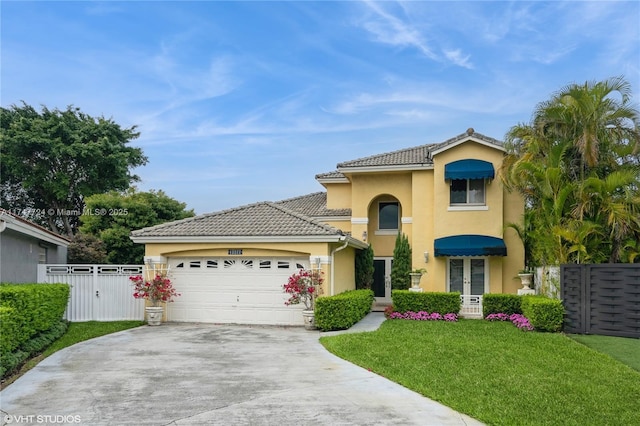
[37,264,145,321]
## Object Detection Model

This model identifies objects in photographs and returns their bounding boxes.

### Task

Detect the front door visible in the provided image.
[448,258,487,316]
[373,257,392,301]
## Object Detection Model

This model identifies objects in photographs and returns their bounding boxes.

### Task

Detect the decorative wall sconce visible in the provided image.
[424,251,429,263]
[362,231,368,241]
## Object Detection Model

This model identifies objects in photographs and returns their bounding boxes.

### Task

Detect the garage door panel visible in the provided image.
[166,257,309,325]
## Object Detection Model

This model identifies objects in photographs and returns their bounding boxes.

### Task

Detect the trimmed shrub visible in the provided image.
[315,289,374,332]
[521,295,564,332]
[392,290,461,314]
[483,294,522,317]
[390,233,411,290]
[1,319,68,378]
[355,244,374,290]
[0,283,70,376]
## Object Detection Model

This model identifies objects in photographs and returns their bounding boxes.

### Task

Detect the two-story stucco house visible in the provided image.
[131,129,524,325]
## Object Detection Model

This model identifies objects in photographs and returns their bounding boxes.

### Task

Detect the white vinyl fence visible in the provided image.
[37,264,145,322]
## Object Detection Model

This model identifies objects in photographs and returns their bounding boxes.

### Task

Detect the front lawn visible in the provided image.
[320,319,640,426]
[569,333,640,371]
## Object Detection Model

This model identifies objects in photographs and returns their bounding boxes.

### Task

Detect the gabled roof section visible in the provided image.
[275,192,351,218]
[430,128,505,156]
[130,201,347,240]
[315,129,504,178]
[0,209,70,246]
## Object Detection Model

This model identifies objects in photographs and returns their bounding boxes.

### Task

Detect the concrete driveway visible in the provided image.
[1,316,483,425]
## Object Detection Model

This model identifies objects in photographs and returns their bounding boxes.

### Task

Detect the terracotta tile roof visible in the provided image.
[275,192,351,217]
[315,170,347,180]
[131,201,345,238]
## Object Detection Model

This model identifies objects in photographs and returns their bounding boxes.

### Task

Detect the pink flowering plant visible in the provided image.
[389,311,458,322]
[486,313,534,331]
[130,274,181,307]
[283,269,324,310]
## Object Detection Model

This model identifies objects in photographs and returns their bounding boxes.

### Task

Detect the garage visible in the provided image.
[166,256,310,325]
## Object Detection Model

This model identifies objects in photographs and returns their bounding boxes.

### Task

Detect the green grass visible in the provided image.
[3,321,144,388]
[320,319,640,426]
[569,334,640,371]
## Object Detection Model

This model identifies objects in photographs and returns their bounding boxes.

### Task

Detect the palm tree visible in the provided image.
[501,76,640,265]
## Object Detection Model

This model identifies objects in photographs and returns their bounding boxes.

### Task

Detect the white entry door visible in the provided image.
[448,258,487,316]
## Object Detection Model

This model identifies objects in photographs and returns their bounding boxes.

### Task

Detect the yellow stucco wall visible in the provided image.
[331,245,357,295]
[321,139,525,294]
[325,182,351,210]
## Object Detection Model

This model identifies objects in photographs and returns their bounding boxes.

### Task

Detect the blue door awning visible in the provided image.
[434,235,507,257]
[444,159,495,180]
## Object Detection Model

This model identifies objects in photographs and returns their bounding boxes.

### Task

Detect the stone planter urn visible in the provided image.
[145,306,164,326]
[518,273,534,290]
[409,271,425,292]
[302,309,317,330]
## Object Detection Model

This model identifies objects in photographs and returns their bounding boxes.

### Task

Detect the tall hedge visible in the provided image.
[392,290,461,314]
[0,283,70,355]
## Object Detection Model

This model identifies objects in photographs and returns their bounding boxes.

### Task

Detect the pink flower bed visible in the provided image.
[389,311,458,322]
[485,313,534,331]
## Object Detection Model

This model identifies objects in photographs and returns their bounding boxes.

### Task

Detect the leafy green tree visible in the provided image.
[355,244,374,290]
[80,189,194,264]
[67,233,108,264]
[0,103,147,236]
[501,76,640,265]
[390,233,411,290]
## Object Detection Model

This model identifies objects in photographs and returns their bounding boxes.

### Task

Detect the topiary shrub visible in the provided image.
[521,295,564,332]
[355,244,374,290]
[390,233,411,290]
[392,290,461,314]
[315,289,374,331]
[483,294,523,317]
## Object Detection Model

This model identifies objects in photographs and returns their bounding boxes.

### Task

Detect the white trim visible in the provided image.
[0,214,70,247]
[144,256,167,264]
[351,217,369,225]
[315,216,350,222]
[316,176,350,184]
[131,234,369,249]
[447,206,489,211]
[401,217,413,224]
[310,255,331,265]
[374,229,398,236]
[431,136,506,156]
[338,164,433,173]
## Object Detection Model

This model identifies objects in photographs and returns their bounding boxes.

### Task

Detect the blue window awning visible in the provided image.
[434,235,507,257]
[444,159,495,180]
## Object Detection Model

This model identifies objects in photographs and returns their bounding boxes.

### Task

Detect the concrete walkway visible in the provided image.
[0,313,483,426]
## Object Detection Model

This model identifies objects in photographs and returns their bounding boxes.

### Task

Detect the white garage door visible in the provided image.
[166,257,309,325]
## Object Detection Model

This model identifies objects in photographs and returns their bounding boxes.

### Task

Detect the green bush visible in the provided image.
[1,319,68,378]
[0,283,70,370]
[390,233,411,290]
[315,289,374,331]
[521,296,564,332]
[483,294,523,317]
[392,291,461,314]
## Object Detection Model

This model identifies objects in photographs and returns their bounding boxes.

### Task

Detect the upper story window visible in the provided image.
[379,202,399,230]
[450,179,486,205]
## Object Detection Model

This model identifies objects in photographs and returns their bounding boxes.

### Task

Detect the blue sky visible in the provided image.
[2,1,639,215]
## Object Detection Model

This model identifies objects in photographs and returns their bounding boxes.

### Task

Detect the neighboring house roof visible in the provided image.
[0,209,70,247]
[316,128,504,179]
[131,201,365,247]
[275,192,351,218]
